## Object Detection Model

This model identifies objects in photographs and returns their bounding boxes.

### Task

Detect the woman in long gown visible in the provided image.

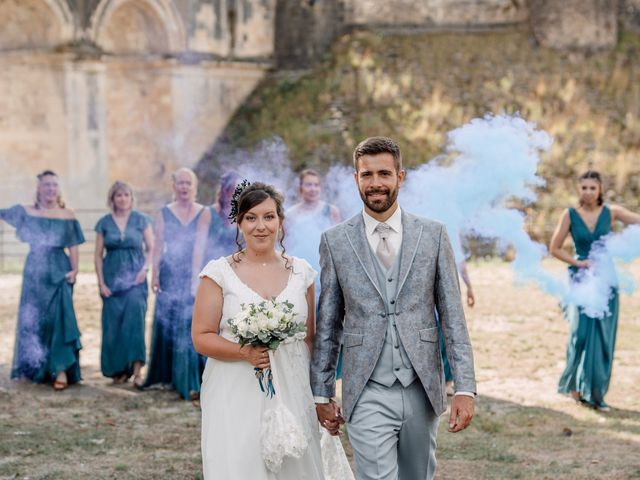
[286,169,342,271]
[550,170,640,411]
[286,169,343,376]
[0,170,84,390]
[144,168,206,400]
[192,182,353,479]
[94,181,153,387]
[191,171,239,295]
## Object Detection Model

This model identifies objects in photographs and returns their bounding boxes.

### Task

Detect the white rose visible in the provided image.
[247,319,260,335]
[236,321,249,337]
[256,312,270,331]
[267,314,279,330]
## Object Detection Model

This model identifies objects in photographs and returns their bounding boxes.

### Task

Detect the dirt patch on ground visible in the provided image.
[1,261,639,479]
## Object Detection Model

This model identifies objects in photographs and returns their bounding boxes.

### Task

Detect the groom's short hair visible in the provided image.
[353,137,402,172]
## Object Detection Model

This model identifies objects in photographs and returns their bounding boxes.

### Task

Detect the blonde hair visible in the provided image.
[171,167,198,187]
[171,167,198,200]
[299,168,321,186]
[35,170,65,209]
[107,181,135,212]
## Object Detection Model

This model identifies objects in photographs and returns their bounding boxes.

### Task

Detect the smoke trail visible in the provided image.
[218,138,297,202]
[571,225,640,317]
[205,115,640,319]
[321,114,567,298]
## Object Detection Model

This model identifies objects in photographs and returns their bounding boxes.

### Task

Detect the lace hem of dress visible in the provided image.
[260,402,309,473]
[320,427,355,480]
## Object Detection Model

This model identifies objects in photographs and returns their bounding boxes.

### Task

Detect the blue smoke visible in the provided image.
[211,115,640,319]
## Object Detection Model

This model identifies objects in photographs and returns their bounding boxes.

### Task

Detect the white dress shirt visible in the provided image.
[315,206,473,403]
[362,206,403,255]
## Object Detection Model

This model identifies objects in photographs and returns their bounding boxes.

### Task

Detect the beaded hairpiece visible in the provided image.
[228,179,251,223]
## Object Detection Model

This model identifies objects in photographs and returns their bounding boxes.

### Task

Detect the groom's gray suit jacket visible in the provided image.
[310,210,476,420]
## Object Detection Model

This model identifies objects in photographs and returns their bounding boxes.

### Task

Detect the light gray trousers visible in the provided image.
[347,379,440,480]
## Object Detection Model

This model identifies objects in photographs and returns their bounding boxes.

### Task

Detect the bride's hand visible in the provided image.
[242,346,270,369]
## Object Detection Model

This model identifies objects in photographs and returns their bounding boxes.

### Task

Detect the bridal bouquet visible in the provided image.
[227,299,305,397]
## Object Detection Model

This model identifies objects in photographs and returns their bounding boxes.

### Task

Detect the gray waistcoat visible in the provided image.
[368,244,418,388]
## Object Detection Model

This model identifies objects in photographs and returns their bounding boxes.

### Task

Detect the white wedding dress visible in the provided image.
[199,256,353,480]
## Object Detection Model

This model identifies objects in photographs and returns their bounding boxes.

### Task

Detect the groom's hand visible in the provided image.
[448,395,474,433]
[316,400,343,436]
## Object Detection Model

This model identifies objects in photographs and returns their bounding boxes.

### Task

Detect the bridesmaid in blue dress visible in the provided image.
[0,170,84,390]
[144,168,206,401]
[285,169,343,375]
[94,181,154,388]
[191,172,240,295]
[550,170,640,411]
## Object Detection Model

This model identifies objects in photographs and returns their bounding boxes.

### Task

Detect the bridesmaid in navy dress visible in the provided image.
[550,170,640,411]
[0,170,84,390]
[144,168,206,401]
[94,181,153,388]
[192,172,240,295]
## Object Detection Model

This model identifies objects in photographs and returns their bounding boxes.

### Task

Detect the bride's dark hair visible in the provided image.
[232,182,290,269]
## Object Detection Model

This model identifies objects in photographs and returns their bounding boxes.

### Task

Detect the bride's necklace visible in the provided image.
[243,252,278,267]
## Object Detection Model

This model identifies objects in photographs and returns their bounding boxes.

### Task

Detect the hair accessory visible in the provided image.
[228,179,251,223]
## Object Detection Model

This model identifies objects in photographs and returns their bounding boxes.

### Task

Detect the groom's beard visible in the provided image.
[360,186,399,213]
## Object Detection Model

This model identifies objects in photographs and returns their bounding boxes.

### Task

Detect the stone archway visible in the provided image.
[0,0,73,51]
[90,0,186,55]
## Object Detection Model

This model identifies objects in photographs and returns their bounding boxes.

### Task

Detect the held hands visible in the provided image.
[448,395,474,433]
[65,270,78,285]
[316,400,344,436]
[241,346,271,370]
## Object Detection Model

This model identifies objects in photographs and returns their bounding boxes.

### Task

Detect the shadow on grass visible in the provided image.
[2,366,639,480]
[437,394,640,479]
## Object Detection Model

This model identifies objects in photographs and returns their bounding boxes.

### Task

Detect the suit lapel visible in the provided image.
[345,215,384,300]
[397,211,423,297]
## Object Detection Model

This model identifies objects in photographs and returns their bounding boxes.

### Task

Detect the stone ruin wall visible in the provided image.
[346,0,529,27]
[1,0,639,216]
[0,0,274,218]
[1,0,638,264]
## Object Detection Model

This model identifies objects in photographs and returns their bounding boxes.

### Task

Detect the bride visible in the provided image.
[192,181,353,479]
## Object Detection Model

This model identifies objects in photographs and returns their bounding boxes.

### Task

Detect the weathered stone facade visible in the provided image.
[346,0,529,28]
[0,0,636,216]
[0,0,273,215]
[530,0,618,50]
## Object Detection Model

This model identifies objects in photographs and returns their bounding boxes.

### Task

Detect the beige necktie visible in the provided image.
[374,222,395,269]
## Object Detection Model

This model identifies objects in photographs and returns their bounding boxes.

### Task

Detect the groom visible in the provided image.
[311,137,476,479]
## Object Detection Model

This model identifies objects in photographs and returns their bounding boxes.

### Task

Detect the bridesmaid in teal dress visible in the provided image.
[0,170,84,390]
[550,170,640,411]
[145,168,206,401]
[94,181,153,388]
